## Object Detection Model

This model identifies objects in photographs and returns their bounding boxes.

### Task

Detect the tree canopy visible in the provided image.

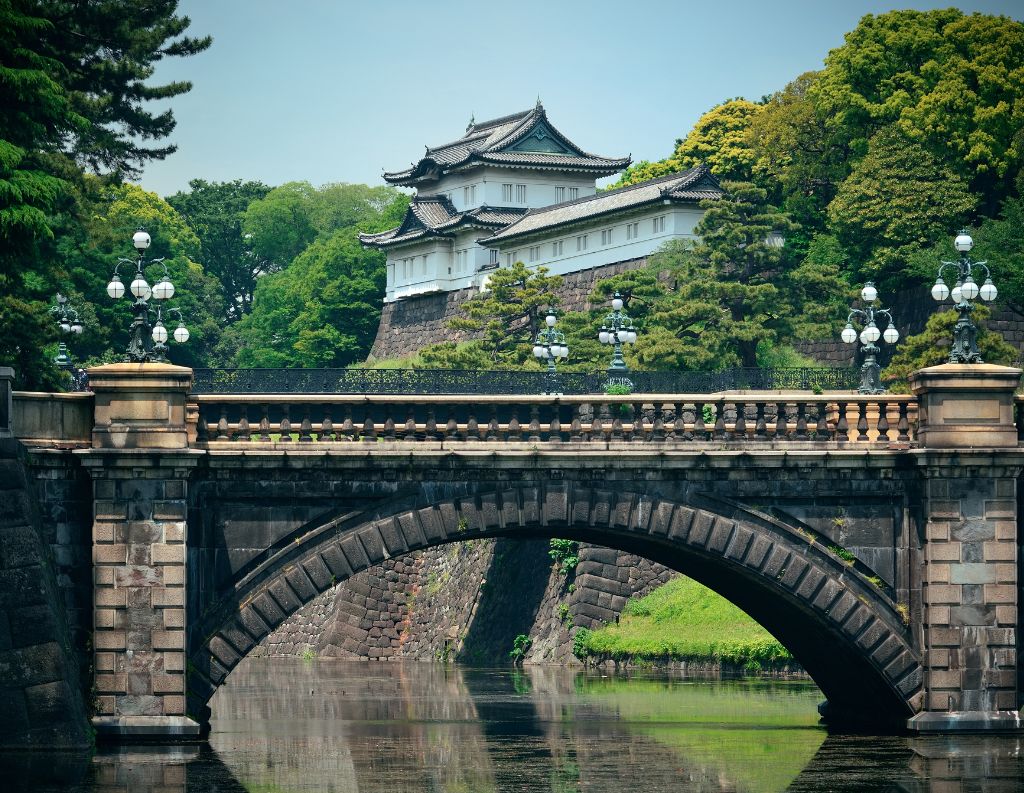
[0,0,209,387]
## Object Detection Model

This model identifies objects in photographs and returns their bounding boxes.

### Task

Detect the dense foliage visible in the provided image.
[0,0,210,388]
[3,7,1022,390]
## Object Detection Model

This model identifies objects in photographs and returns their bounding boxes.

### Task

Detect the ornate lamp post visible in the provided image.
[598,291,637,384]
[50,293,83,371]
[841,282,899,394]
[106,229,189,362]
[930,230,997,363]
[532,307,568,393]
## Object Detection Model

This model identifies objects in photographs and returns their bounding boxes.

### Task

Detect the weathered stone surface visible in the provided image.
[0,440,90,748]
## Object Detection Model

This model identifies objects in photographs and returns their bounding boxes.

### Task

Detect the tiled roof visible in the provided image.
[359,196,527,249]
[383,103,629,186]
[481,166,723,245]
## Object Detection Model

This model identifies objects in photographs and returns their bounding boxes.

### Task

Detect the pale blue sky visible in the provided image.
[139,1,1023,198]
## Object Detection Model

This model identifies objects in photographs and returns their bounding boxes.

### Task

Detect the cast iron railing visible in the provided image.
[191,393,916,446]
[190,367,860,395]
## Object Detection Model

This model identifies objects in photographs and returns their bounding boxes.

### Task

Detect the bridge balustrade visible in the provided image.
[191,393,916,446]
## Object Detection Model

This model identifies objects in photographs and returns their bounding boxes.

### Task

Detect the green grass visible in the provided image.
[577,576,792,668]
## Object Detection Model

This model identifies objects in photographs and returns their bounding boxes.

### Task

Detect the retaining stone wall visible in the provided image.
[373,259,1024,367]
[796,289,1024,366]
[0,440,91,748]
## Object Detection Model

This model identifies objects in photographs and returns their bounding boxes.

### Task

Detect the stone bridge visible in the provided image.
[6,362,1024,740]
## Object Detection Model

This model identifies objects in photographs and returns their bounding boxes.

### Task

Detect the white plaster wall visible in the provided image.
[487,204,704,277]
[422,166,596,211]
[386,239,453,302]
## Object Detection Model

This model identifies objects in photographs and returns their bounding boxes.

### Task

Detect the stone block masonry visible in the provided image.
[0,439,90,748]
[370,258,649,361]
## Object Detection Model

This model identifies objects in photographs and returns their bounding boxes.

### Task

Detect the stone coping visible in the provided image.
[191,392,916,404]
[92,716,202,739]
[908,711,1023,734]
[13,390,94,401]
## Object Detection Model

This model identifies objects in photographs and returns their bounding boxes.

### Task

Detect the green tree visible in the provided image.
[609,99,763,189]
[827,127,977,288]
[166,179,272,321]
[242,181,408,271]
[882,304,1018,391]
[0,0,208,387]
[671,99,764,183]
[0,1,82,387]
[59,182,225,369]
[426,261,563,368]
[40,0,211,179]
[233,231,385,368]
[813,8,1024,213]
[633,183,799,370]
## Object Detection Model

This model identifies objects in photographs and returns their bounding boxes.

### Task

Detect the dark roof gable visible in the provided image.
[383,103,629,186]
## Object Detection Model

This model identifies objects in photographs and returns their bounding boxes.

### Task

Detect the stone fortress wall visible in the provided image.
[372,258,1024,365]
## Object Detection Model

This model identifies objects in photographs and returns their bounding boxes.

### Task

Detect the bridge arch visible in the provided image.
[187,482,923,729]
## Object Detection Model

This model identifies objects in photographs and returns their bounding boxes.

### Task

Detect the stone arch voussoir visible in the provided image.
[188,482,922,728]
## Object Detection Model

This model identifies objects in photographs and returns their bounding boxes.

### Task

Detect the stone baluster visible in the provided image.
[425,407,438,441]
[278,404,292,442]
[196,406,209,443]
[341,405,355,441]
[445,408,459,441]
[235,406,250,442]
[733,402,746,440]
[774,402,788,439]
[652,402,666,442]
[321,405,334,441]
[528,405,542,442]
[713,402,727,439]
[897,402,910,443]
[857,402,869,442]
[590,404,603,442]
[876,401,890,442]
[569,403,584,442]
[487,405,500,441]
[755,401,768,438]
[836,401,849,441]
[548,404,562,443]
[361,409,377,442]
[507,408,522,441]
[693,402,707,440]
[404,406,417,441]
[466,409,480,442]
[672,402,687,442]
[611,402,624,441]
[298,405,313,442]
[216,405,230,441]
[383,407,397,442]
[815,402,830,440]
[258,403,271,442]
[795,402,808,441]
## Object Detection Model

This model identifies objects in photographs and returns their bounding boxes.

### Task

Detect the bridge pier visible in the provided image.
[79,364,201,739]
[909,365,1022,732]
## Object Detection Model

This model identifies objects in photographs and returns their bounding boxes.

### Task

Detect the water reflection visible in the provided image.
[2,659,1022,792]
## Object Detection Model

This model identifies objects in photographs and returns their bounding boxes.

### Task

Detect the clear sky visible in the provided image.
[138,0,1023,198]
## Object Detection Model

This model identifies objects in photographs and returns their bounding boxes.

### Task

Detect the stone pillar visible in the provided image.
[0,365,13,437]
[77,363,201,739]
[909,364,1023,732]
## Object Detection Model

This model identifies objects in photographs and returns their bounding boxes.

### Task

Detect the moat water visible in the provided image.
[5,657,1024,792]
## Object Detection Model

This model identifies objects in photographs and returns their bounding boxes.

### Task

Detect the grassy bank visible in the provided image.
[574,576,792,670]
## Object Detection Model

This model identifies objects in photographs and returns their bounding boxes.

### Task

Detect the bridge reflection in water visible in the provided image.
[3,657,1022,791]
